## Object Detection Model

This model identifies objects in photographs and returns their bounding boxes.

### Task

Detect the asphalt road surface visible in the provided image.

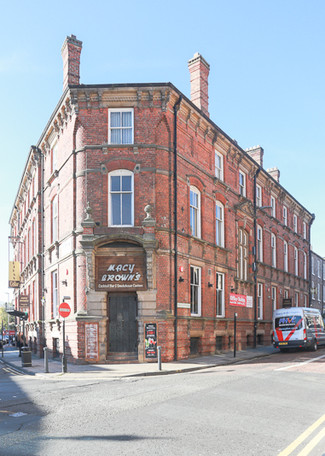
[0,348,324,456]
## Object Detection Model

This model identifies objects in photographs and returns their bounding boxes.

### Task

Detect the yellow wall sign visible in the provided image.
[8,261,20,288]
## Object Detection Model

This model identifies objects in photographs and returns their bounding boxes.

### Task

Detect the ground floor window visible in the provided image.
[216,272,224,317]
[190,266,201,316]
[258,283,263,319]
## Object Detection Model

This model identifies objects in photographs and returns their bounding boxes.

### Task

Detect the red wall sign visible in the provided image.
[230,293,247,307]
[58,302,71,318]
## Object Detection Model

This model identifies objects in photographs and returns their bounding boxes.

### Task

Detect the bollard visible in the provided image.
[43,347,49,373]
[157,346,162,371]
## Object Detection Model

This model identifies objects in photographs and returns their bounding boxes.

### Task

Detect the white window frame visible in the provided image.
[293,214,298,233]
[239,171,246,197]
[283,206,288,226]
[284,240,288,272]
[108,169,134,227]
[303,222,307,239]
[52,141,58,174]
[258,282,263,320]
[215,151,224,181]
[295,292,299,307]
[51,195,58,243]
[216,201,224,248]
[190,266,201,316]
[318,260,321,278]
[216,272,225,317]
[311,280,315,300]
[257,225,263,262]
[108,108,134,145]
[271,286,277,312]
[303,252,307,280]
[190,186,201,238]
[271,233,276,268]
[271,195,276,218]
[318,283,321,302]
[238,229,248,281]
[311,256,315,275]
[256,184,262,207]
[294,247,298,276]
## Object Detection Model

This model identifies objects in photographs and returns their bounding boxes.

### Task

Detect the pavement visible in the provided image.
[0,345,278,379]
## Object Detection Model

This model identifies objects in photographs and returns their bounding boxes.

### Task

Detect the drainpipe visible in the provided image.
[253,166,261,348]
[173,95,182,361]
[308,214,315,307]
[32,146,45,353]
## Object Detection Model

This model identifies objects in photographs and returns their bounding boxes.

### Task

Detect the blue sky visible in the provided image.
[1,0,324,302]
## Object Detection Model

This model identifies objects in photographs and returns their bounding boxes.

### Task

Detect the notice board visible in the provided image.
[85,322,99,362]
[144,323,157,359]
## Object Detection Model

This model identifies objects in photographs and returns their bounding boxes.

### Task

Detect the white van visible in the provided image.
[273,307,325,352]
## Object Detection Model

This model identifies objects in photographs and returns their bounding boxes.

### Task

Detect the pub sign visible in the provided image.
[95,255,147,291]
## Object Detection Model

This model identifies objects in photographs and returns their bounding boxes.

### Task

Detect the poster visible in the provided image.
[85,322,99,362]
[144,323,157,359]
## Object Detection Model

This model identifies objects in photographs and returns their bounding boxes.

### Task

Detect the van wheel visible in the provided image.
[311,339,318,351]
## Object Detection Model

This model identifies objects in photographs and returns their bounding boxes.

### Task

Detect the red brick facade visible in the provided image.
[9,36,314,363]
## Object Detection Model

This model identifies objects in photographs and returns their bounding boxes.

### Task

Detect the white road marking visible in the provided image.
[276,354,325,371]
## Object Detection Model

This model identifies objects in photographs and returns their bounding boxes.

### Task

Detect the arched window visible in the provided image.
[190,186,201,238]
[216,201,224,247]
[108,170,134,226]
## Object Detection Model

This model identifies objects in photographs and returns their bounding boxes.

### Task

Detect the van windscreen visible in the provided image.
[275,316,302,331]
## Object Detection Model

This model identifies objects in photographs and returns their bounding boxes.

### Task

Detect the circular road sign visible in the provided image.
[58,302,71,318]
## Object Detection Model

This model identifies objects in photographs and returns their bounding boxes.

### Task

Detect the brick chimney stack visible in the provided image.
[61,35,82,91]
[267,167,280,182]
[188,52,210,117]
[245,145,264,167]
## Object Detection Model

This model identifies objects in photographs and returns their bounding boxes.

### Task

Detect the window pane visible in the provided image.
[111,176,120,192]
[122,193,132,225]
[122,175,132,191]
[122,128,132,144]
[110,112,120,128]
[122,111,132,127]
[111,194,121,225]
[111,129,121,144]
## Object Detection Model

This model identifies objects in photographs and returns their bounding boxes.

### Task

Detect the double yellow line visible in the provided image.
[278,414,325,455]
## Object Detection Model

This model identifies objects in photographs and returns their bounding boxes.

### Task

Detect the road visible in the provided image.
[0,349,324,456]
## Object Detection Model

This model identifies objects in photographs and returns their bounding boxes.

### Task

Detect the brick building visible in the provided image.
[310,251,325,314]
[9,36,314,363]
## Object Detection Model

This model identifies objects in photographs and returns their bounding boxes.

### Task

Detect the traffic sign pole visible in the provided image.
[62,319,67,373]
[58,302,71,373]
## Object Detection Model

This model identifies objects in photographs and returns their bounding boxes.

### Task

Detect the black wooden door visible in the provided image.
[108,293,137,353]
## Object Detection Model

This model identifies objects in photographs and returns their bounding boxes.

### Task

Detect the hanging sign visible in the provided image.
[8,261,20,288]
[144,323,158,359]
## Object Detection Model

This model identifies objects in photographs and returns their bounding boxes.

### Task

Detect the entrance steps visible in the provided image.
[106,352,138,364]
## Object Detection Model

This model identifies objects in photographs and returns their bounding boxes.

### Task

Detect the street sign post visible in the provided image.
[58,302,71,373]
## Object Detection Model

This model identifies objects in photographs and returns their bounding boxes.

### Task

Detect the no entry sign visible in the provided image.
[58,302,71,318]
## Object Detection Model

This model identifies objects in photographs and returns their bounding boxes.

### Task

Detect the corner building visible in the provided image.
[9,36,314,363]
